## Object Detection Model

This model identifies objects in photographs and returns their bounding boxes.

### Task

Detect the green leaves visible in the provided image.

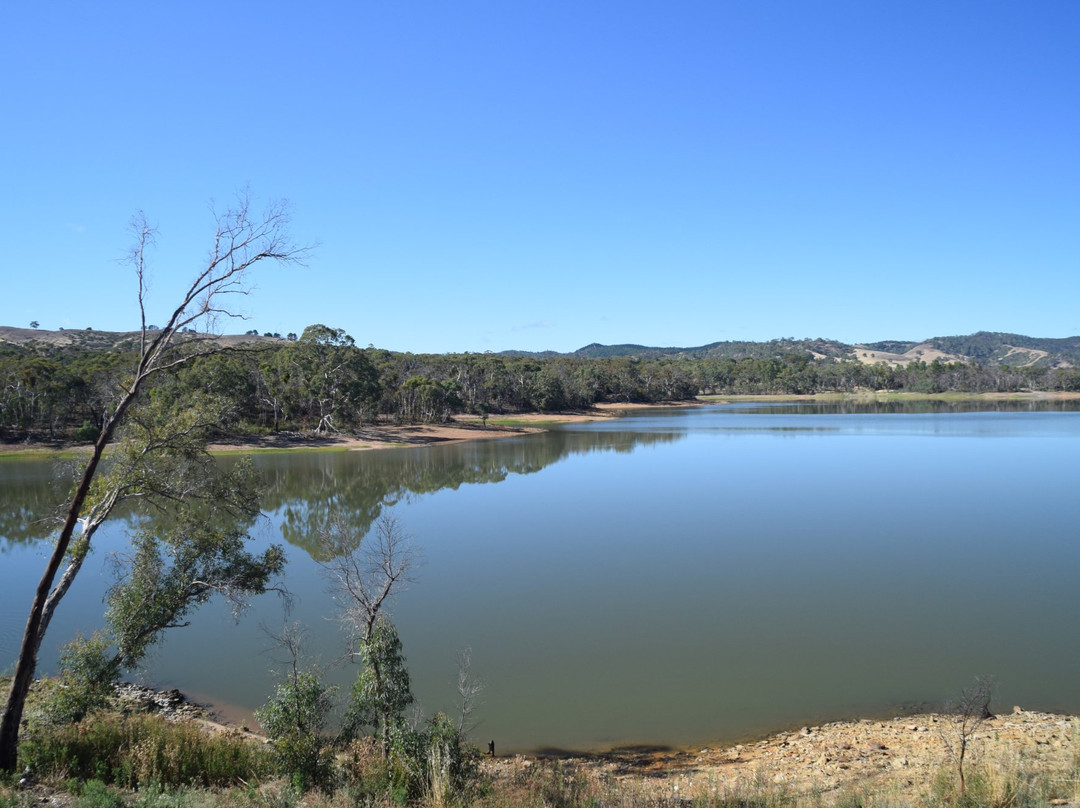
[255,671,336,791]
[106,515,285,671]
[342,617,414,744]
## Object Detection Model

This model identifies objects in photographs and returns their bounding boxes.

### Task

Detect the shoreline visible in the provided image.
[5,392,1079,458]
[489,707,1078,803]
[0,401,688,458]
[116,682,1079,804]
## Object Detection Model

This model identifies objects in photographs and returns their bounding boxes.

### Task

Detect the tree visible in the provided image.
[342,616,414,755]
[287,324,380,432]
[256,623,336,791]
[321,514,415,646]
[106,502,285,672]
[0,194,306,772]
[454,647,484,734]
[940,675,995,796]
[321,514,415,756]
[29,321,39,329]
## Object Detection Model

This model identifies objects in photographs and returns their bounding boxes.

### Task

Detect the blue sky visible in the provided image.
[3,1,1078,354]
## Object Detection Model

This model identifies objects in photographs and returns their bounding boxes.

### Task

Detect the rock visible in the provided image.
[1013,705,1024,714]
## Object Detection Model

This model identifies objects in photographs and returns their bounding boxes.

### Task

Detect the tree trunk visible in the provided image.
[0,411,123,771]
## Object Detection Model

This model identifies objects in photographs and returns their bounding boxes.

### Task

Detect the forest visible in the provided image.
[3,323,1080,443]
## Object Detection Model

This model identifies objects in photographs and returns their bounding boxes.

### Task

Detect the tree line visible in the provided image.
[4,335,1080,442]
[0,338,1058,443]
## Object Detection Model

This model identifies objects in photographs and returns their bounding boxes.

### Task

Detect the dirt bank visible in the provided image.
[486,708,1078,805]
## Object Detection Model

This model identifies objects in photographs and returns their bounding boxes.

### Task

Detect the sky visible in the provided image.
[2,1,1078,354]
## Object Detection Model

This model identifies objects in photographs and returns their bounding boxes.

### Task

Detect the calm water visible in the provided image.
[3,402,1080,752]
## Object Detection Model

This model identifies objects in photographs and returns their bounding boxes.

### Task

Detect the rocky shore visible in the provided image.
[486,708,1078,804]
[109,684,1078,803]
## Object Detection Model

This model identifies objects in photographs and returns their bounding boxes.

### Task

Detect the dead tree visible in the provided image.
[455,646,485,734]
[320,514,416,650]
[940,674,996,795]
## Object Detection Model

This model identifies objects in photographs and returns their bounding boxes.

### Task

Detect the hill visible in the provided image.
[3,327,1078,368]
[0,326,284,353]
[561,332,1079,368]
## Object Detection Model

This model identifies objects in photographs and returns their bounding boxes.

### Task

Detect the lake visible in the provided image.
[3,401,1080,752]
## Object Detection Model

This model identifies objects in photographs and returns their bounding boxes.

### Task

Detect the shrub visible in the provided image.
[36,633,119,727]
[72,779,126,808]
[422,712,481,806]
[75,421,101,443]
[255,671,335,792]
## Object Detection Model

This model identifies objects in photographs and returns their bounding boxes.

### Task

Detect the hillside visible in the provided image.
[0,326,283,353]
[556,332,1079,368]
[3,327,1078,368]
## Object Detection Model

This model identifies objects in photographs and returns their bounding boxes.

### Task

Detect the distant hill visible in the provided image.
[528,332,1079,368]
[2,327,1077,368]
[0,326,284,353]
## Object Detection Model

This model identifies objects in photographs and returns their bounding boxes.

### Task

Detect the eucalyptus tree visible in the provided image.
[321,515,415,757]
[0,195,306,771]
[285,324,381,431]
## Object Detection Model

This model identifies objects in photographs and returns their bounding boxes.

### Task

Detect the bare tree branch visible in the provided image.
[320,514,417,658]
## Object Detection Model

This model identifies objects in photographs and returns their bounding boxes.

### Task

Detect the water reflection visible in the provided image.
[0,427,682,554]
[255,428,682,558]
[0,460,72,549]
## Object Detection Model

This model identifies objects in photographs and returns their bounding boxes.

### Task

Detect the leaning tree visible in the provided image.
[0,194,307,771]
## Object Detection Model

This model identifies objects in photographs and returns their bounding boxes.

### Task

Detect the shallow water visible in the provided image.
[3,402,1080,751]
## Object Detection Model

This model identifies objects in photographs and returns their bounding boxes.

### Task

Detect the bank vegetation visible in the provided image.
[5,326,1080,446]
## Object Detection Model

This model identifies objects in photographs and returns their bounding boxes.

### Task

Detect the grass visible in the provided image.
[18,712,270,789]
[4,750,1079,808]
[0,447,92,460]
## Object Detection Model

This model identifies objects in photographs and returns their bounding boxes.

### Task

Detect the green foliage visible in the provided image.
[420,711,481,806]
[341,618,413,749]
[36,632,119,727]
[255,671,335,792]
[72,779,127,808]
[338,713,480,806]
[106,512,285,671]
[18,713,268,789]
[0,788,35,808]
[10,324,1080,443]
[75,421,101,443]
[130,785,192,808]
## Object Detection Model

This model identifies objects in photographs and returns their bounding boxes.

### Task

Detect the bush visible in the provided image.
[36,633,119,727]
[74,421,101,443]
[338,714,481,806]
[422,712,481,806]
[255,671,335,792]
[72,779,126,808]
